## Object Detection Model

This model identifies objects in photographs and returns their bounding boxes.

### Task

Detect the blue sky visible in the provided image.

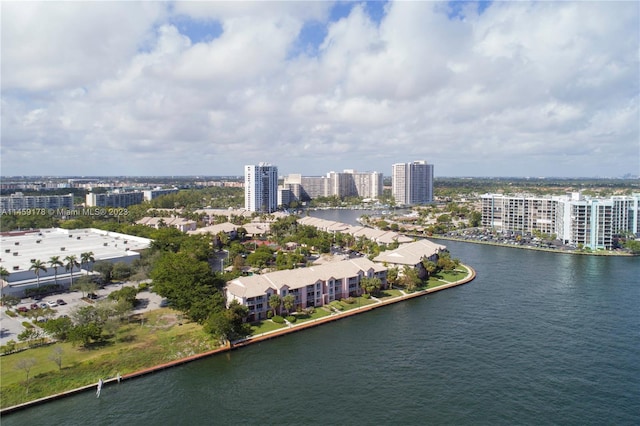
[1,1,638,178]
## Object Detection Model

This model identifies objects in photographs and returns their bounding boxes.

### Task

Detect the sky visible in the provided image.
[1,1,638,178]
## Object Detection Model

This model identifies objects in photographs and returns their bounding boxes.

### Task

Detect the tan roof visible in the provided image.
[188,222,237,235]
[226,257,384,299]
[374,239,447,266]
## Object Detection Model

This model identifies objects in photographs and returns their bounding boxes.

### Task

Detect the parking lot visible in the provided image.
[0,281,164,346]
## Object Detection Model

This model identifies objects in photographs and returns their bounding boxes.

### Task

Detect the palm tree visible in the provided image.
[80,251,95,275]
[48,256,64,286]
[29,260,48,288]
[268,294,282,317]
[64,255,79,286]
[0,266,9,304]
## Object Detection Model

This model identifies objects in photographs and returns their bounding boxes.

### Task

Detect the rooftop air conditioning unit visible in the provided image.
[61,247,66,251]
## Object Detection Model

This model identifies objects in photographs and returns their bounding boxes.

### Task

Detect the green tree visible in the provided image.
[268,294,282,316]
[108,286,138,308]
[112,262,133,281]
[48,256,64,286]
[41,316,73,341]
[282,294,295,314]
[246,246,274,269]
[360,276,382,296]
[203,301,250,344]
[150,251,223,323]
[0,266,8,303]
[64,255,80,286]
[80,251,95,275]
[73,275,97,298]
[93,261,114,284]
[401,266,421,292]
[386,266,399,289]
[68,322,103,347]
[29,259,48,288]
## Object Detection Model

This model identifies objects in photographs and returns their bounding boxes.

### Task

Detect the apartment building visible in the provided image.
[86,191,144,208]
[280,170,383,205]
[245,163,278,213]
[142,188,179,201]
[392,161,434,206]
[1,192,74,212]
[481,193,640,250]
[225,257,387,322]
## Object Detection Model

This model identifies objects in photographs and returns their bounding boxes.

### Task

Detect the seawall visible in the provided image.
[1,265,476,415]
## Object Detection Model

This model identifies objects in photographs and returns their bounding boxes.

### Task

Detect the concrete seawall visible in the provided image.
[1,265,476,415]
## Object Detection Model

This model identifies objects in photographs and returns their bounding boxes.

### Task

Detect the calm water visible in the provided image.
[3,240,639,425]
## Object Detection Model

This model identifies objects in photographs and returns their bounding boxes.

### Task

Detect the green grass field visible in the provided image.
[0,309,219,409]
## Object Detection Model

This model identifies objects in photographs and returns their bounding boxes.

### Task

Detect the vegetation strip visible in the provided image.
[1,265,475,415]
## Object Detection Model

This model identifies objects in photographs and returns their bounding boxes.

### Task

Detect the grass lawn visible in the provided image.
[249,320,287,335]
[293,308,332,324]
[377,289,404,300]
[0,309,220,409]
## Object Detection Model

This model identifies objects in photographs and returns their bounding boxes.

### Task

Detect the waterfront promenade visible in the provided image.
[1,265,475,415]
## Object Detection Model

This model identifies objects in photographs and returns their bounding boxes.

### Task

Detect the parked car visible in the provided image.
[30,303,39,310]
[87,293,98,300]
[47,300,58,308]
[39,302,49,309]
[17,306,29,313]
[56,299,67,305]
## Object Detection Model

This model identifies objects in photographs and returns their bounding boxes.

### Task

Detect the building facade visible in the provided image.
[86,191,144,208]
[226,257,387,322]
[481,193,640,250]
[245,163,278,213]
[1,192,74,212]
[392,161,434,206]
[280,170,383,204]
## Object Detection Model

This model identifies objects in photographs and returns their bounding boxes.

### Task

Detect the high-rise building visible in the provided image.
[481,192,640,250]
[245,163,278,213]
[392,161,434,206]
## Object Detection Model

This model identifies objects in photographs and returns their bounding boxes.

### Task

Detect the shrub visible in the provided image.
[138,282,150,291]
[342,297,356,304]
[362,294,371,299]
[266,310,274,319]
[285,315,297,323]
[22,321,33,329]
[272,315,285,324]
[304,307,315,315]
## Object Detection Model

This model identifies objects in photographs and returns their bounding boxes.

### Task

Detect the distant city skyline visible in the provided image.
[1,1,638,178]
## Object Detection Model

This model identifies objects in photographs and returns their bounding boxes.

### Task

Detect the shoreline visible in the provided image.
[425,235,635,257]
[0,264,476,415]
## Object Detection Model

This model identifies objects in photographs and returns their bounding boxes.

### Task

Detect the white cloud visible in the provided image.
[1,1,637,177]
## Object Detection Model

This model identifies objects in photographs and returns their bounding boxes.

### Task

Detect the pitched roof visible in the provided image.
[373,239,447,266]
[226,257,384,299]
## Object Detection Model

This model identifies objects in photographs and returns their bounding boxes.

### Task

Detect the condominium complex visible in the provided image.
[392,161,434,206]
[86,191,144,208]
[481,193,640,250]
[0,192,74,212]
[226,257,387,322]
[245,163,278,213]
[280,170,383,205]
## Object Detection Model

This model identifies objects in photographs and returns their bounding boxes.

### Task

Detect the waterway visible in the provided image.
[2,222,639,425]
